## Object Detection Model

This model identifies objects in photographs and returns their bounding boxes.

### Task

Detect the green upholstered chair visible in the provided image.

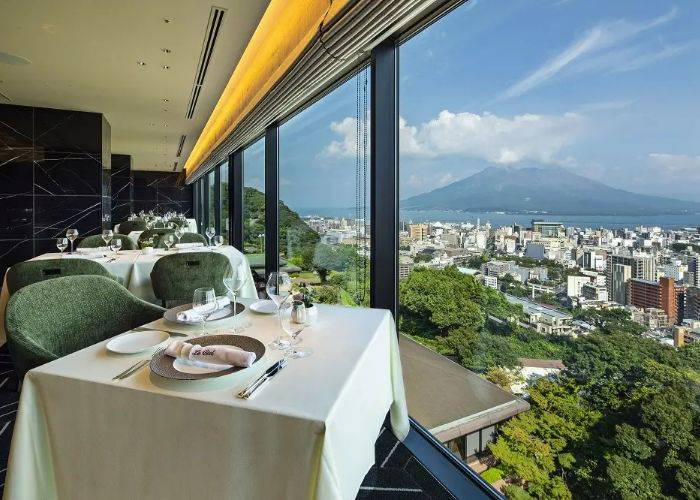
[154,232,207,249]
[5,275,165,378]
[138,228,174,249]
[78,233,137,250]
[150,251,232,306]
[118,219,148,234]
[6,258,120,296]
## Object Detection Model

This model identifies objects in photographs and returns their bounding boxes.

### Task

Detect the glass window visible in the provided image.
[243,138,266,274]
[207,170,216,233]
[398,1,699,498]
[220,162,229,242]
[278,72,370,306]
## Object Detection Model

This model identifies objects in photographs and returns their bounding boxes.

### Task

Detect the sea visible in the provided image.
[295,207,700,231]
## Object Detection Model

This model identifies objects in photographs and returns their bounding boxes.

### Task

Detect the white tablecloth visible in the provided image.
[3,300,408,500]
[114,218,197,235]
[0,246,257,346]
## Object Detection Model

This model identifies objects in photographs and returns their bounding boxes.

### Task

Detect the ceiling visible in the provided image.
[0,0,270,171]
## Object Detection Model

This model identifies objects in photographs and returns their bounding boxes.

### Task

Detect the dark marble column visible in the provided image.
[0,104,110,276]
[111,154,133,225]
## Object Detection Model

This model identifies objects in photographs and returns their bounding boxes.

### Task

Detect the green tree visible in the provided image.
[312,244,358,283]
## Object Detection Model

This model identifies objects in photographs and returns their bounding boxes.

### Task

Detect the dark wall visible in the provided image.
[0,103,110,276]
[131,171,192,218]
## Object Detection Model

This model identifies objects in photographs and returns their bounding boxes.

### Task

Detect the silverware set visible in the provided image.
[112,359,149,380]
[237,358,287,399]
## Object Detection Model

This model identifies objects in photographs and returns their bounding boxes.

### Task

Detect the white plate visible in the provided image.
[249,300,277,314]
[106,330,170,354]
[172,358,232,374]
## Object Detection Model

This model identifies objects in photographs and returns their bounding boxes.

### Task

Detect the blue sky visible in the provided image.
[255,0,700,209]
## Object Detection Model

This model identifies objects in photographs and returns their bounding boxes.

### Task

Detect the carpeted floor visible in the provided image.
[0,344,453,499]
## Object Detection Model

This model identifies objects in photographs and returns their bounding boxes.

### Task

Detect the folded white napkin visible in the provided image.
[165,339,256,368]
[175,242,203,249]
[176,296,230,322]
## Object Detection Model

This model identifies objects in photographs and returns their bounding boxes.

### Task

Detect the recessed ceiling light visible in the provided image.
[137,60,146,66]
[163,18,171,24]
[162,98,169,103]
[161,48,171,54]
[163,108,168,112]
[162,65,170,69]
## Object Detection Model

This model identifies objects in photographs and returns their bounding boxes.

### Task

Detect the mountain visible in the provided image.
[402,167,700,215]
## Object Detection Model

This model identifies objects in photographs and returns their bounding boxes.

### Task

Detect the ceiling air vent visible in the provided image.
[176,134,187,157]
[186,6,226,119]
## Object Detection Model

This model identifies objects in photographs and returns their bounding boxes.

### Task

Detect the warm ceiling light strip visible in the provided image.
[184,0,350,176]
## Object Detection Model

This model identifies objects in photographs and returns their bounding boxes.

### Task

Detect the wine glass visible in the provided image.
[223,266,248,316]
[102,229,113,250]
[56,237,68,256]
[110,238,122,254]
[266,272,293,349]
[212,235,224,248]
[192,287,217,336]
[163,233,175,251]
[205,226,216,246]
[279,300,312,359]
[174,225,184,245]
[66,229,79,254]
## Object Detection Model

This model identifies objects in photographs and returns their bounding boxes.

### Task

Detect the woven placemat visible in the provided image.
[150,334,265,380]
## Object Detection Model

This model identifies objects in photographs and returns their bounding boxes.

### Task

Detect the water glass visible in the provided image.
[102,229,113,250]
[56,237,68,255]
[223,265,248,316]
[205,226,216,246]
[212,235,224,248]
[110,238,122,254]
[278,300,312,358]
[192,287,217,336]
[66,228,79,254]
[174,226,184,244]
[266,272,293,349]
[163,233,175,251]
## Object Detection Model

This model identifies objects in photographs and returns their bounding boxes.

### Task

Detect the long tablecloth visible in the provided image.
[114,218,198,235]
[3,300,408,500]
[0,246,257,346]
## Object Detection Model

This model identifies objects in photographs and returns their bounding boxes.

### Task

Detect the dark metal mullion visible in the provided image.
[202,175,210,232]
[231,150,244,250]
[264,124,279,278]
[370,41,399,317]
[214,166,222,235]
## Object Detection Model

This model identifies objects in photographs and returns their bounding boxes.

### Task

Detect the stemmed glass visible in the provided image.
[174,225,184,245]
[205,226,216,246]
[163,233,175,251]
[278,300,312,358]
[56,237,68,256]
[212,235,224,248]
[66,229,79,254]
[102,230,113,250]
[192,287,218,336]
[110,238,122,254]
[266,272,293,349]
[223,266,248,316]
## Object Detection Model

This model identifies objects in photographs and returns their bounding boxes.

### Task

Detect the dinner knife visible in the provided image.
[238,358,287,399]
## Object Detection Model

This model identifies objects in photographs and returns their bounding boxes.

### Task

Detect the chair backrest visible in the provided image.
[138,228,174,249]
[118,220,148,234]
[154,232,207,249]
[5,275,165,378]
[150,251,232,302]
[78,234,137,250]
[6,258,118,295]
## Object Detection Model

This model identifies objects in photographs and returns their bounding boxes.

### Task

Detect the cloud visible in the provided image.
[649,153,700,176]
[324,110,584,166]
[499,7,680,100]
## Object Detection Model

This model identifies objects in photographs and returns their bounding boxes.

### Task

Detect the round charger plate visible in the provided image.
[106,330,170,354]
[163,302,245,325]
[150,335,265,380]
[249,299,277,314]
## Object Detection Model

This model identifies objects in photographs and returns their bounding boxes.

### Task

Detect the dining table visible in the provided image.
[2,298,409,500]
[113,218,198,235]
[0,245,258,346]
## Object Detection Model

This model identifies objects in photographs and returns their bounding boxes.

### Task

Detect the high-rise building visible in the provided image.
[686,287,700,320]
[628,277,678,325]
[606,254,656,304]
[532,220,564,238]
